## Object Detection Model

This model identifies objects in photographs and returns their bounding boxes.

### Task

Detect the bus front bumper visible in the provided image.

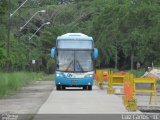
[55,77,94,86]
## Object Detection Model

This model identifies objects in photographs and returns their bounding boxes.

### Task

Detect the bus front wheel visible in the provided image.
[83,86,87,90]
[62,86,65,90]
[56,85,61,90]
[88,85,92,90]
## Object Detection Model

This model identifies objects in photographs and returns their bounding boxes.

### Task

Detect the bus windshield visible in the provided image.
[57,50,93,72]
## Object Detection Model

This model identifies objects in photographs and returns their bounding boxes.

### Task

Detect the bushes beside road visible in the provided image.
[0,72,54,96]
[128,69,145,78]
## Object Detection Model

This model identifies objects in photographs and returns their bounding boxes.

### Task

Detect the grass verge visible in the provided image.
[127,69,145,77]
[157,80,160,85]
[0,72,55,96]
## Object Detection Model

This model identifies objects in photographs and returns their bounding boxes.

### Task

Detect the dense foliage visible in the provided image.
[0,0,160,71]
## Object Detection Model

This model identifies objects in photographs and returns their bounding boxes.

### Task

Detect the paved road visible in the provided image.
[33,86,142,120]
[37,86,131,114]
[1,81,159,120]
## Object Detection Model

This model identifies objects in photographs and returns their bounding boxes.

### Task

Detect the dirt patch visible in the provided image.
[0,81,53,119]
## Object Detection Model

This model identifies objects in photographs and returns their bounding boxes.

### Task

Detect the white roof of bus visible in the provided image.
[57,33,93,41]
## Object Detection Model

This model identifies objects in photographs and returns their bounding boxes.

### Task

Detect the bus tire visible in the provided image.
[88,85,92,90]
[56,85,61,90]
[62,86,65,90]
[83,86,87,90]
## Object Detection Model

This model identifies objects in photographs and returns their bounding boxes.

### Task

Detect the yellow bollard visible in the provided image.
[107,70,115,94]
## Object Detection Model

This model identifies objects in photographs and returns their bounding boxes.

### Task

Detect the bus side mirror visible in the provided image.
[51,47,55,58]
[93,48,98,59]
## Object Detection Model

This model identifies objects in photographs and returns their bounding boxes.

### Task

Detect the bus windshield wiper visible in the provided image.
[76,60,84,72]
[65,60,73,72]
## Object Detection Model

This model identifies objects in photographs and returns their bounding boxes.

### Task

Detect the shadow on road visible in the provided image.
[55,87,95,91]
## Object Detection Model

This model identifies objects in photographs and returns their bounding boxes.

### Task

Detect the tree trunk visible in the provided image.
[61,0,63,4]
[131,51,134,70]
[115,47,118,70]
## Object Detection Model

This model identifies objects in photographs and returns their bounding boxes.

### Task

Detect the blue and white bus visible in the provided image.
[51,33,98,90]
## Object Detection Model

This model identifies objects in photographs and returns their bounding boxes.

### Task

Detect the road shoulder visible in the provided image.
[0,81,53,119]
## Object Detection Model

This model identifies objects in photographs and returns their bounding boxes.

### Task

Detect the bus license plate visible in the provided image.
[71,80,78,83]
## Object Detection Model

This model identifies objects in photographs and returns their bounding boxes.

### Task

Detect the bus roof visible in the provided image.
[57,33,93,41]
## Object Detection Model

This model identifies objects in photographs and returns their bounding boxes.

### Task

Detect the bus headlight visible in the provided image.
[56,73,63,77]
[85,74,93,78]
